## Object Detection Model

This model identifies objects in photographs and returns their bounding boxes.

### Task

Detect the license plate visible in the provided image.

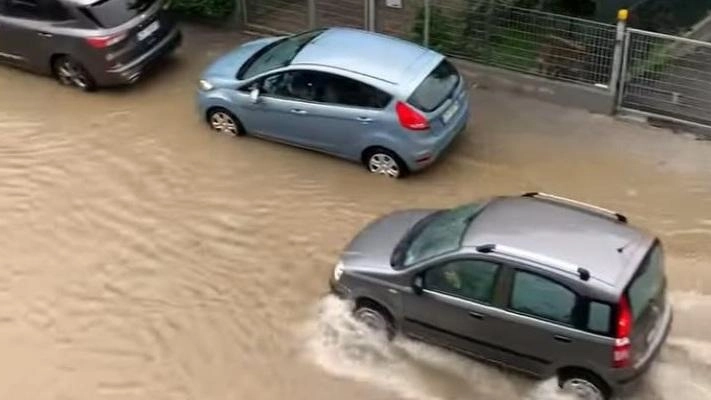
[137,20,159,41]
[442,101,460,124]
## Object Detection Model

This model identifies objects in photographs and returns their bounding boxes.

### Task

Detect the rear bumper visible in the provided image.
[98,27,182,86]
[610,306,674,396]
[402,102,470,172]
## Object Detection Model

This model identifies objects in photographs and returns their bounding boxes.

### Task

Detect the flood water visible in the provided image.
[1,25,710,400]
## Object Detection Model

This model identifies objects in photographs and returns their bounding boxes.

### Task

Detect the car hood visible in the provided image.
[201,36,284,79]
[340,209,437,272]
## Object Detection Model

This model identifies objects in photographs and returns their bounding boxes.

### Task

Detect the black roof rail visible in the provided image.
[475,243,592,282]
[521,192,628,223]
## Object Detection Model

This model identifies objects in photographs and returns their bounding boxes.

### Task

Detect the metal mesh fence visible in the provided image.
[315,0,365,30]
[241,0,617,88]
[243,0,309,34]
[619,28,711,127]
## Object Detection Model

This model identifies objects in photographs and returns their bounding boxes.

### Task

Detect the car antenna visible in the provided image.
[617,241,633,254]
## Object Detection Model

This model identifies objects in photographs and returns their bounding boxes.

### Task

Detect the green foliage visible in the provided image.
[171,0,235,19]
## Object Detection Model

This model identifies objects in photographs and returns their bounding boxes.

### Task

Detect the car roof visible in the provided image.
[290,27,441,87]
[462,195,655,296]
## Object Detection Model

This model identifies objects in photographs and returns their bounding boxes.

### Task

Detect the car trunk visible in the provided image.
[626,242,668,365]
[80,0,174,62]
[407,58,466,134]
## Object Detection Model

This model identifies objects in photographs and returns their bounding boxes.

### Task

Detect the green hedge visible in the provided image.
[171,0,235,20]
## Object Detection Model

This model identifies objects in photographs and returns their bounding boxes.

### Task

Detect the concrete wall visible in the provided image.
[451,59,617,115]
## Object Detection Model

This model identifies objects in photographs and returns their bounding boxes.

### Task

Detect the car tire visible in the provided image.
[354,304,395,340]
[558,370,611,400]
[363,147,408,179]
[207,108,244,137]
[52,56,96,92]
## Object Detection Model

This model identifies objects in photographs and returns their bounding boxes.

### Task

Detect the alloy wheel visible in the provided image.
[56,59,90,90]
[368,153,400,178]
[562,378,604,400]
[209,111,239,136]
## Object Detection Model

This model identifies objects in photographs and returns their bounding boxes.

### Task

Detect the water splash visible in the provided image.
[300,295,711,400]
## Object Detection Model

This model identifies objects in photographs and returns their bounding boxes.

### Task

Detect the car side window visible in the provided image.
[319,73,392,109]
[259,70,320,102]
[509,271,578,325]
[256,70,391,108]
[424,259,499,304]
[3,0,72,20]
[3,0,38,18]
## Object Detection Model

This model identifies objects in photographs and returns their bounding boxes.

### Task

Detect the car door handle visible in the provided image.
[37,32,53,38]
[290,109,308,115]
[356,116,373,123]
[554,335,572,343]
[468,311,485,320]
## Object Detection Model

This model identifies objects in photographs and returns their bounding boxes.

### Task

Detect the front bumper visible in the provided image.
[100,28,182,86]
[329,276,349,299]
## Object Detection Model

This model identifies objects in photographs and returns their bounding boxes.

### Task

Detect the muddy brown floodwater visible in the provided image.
[1,25,710,400]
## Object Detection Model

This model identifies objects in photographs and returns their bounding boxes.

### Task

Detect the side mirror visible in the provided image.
[249,88,260,103]
[412,275,424,295]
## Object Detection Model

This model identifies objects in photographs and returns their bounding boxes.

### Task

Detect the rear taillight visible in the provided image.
[613,296,633,368]
[395,101,429,131]
[86,33,127,49]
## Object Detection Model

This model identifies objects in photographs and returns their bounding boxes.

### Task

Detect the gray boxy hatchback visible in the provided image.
[330,192,673,400]
[0,0,181,90]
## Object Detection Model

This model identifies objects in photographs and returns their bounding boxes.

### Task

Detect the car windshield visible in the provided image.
[239,30,325,80]
[627,243,666,321]
[408,59,460,112]
[401,203,483,266]
[84,0,157,28]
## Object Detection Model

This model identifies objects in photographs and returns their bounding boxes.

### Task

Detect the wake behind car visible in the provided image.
[196,27,469,179]
[0,0,182,91]
[330,192,673,400]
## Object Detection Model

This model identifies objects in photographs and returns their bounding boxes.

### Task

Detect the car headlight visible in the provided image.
[199,79,214,91]
[333,260,345,282]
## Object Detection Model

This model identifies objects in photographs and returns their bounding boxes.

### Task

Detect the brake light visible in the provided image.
[86,33,127,49]
[613,296,633,368]
[395,101,429,131]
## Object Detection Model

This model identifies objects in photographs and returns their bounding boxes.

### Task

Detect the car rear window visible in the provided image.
[84,0,157,28]
[408,59,460,112]
[627,243,665,321]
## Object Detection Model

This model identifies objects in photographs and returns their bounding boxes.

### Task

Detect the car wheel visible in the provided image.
[53,56,96,91]
[559,371,610,400]
[207,108,244,137]
[363,148,408,179]
[354,304,395,340]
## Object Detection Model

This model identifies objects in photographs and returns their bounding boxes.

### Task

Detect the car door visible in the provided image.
[480,268,591,376]
[237,70,327,149]
[401,257,507,364]
[298,72,391,158]
[0,0,70,71]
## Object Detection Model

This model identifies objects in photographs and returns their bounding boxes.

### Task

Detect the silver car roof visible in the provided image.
[463,195,655,298]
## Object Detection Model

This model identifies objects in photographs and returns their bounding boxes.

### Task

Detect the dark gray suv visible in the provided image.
[330,193,673,400]
[0,0,181,90]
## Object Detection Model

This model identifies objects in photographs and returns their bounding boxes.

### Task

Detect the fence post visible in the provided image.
[609,9,629,92]
[616,31,632,111]
[307,0,316,29]
[484,0,496,63]
[423,0,431,47]
[240,0,248,26]
[366,0,376,31]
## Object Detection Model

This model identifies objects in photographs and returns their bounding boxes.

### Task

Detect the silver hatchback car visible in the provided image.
[196,27,469,179]
[330,193,673,400]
